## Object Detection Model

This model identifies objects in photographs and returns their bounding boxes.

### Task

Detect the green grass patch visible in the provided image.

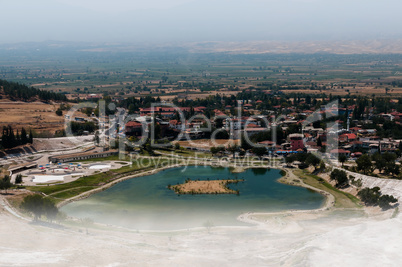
[51,186,96,200]
[26,158,159,200]
[294,169,362,209]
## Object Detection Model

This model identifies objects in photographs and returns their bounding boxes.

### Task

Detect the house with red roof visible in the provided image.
[125,121,144,136]
[339,133,357,142]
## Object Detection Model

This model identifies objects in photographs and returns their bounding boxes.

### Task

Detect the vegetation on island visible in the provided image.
[168,177,244,195]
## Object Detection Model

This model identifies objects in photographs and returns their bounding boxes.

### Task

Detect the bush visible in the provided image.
[378,195,398,210]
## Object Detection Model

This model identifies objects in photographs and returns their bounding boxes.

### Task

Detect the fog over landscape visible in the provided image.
[1,0,402,44]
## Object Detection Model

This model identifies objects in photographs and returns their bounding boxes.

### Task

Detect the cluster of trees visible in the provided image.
[285,153,322,170]
[330,169,349,188]
[20,194,59,222]
[0,79,67,102]
[357,187,398,210]
[368,117,402,140]
[67,121,96,135]
[120,95,161,114]
[168,89,402,128]
[1,126,33,149]
[251,147,267,158]
[210,146,226,155]
[210,144,275,158]
[356,153,400,176]
[372,152,400,176]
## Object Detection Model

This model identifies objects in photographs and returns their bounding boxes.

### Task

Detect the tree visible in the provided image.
[0,79,67,102]
[305,154,321,169]
[15,174,23,185]
[21,127,28,145]
[55,108,63,116]
[240,134,252,151]
[357,187,381,206]
[215,129,229,139]
[0,175,12,193]
[174,142,181,150]
[44,200,59,222]
[338,154,347,167]
[383,153,398,175]
[252,147,266,158]
[16,129,21,146]
[210,146,219,155]
[285,154,296,165]
[94,131,100,146]
[378,195,398,210]
[20,194,58,221]
[372,152,386,173]
[330,169,349,188]
[319,161,326,171]
[21,195,46,221]
[29,129,33,144]
[356,154,373,175]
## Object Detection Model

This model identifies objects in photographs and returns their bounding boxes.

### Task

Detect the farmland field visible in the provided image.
[1,43,402,100]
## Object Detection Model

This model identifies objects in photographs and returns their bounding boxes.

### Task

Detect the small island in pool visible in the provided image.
[168,178,244,195]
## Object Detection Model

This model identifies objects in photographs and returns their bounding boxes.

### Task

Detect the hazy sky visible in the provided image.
[1,0,401,44]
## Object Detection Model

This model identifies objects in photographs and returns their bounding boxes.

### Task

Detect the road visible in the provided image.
[103,108,126,137]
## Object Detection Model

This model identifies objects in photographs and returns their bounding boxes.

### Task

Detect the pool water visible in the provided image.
[61,166,324,230]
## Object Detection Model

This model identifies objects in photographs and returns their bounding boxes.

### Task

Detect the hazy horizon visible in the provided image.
[1,0,402,44]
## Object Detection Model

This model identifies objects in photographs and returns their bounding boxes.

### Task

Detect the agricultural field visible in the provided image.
[1,43,402,99]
